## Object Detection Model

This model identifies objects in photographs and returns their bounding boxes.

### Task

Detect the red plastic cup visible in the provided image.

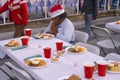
[25,29,32,37]
[83,62,95,79]
[43,47,51,58]
[21,36,29,46]
[97,61,108,76]
[56,42,63,51]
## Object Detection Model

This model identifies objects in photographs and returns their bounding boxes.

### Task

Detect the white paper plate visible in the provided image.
[24,57,50,68]
[107,70,120,73]
[65,46,87,55]
[57,75,81,80]
[107,61,120,73]
[4,43,21,49]
[34,34,54,40]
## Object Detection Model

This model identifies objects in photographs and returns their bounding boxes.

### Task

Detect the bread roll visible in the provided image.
[39,60,47,66]
[68,74,81,80]
[75,45,86,52]
[6,40,20,47]
[74,45,82,52]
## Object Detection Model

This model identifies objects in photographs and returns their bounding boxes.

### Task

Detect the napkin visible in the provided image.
[32,35,39,39]
[63,45,73,49]
[24,55,42,60]
[11,46,27,51]
[63,46,68,49]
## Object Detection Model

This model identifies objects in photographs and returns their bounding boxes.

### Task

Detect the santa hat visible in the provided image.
[49,4,65,18]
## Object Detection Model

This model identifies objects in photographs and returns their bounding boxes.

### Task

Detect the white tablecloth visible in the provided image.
[106,22,120,33]
[0,37,119,80]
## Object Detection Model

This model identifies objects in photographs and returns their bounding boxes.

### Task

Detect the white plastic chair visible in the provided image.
[91,25,120,55]
[75,42,100,55]
[75,30,89,43]
[0,61,33,80]
[105,53,120,61]
[74,30,100,55]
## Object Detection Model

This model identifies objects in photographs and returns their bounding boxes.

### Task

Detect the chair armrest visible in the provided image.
[5,62,33,80]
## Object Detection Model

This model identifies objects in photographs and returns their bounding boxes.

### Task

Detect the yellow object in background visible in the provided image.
[116,21,120,24]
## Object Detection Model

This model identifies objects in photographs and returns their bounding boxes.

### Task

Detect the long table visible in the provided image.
[0,37,119,80]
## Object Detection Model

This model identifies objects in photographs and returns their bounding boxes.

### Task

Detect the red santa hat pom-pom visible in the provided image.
[50,4,65,18]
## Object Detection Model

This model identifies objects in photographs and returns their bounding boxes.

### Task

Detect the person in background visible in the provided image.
[35,0,39,14]
[44,4,75,44]
[74,0,77,13]
[27,0,31,14]
[47,0,51,11]
[47,0,51,17]
[0,0,28,38]
[79,0,98,38]
[39,0,44,17]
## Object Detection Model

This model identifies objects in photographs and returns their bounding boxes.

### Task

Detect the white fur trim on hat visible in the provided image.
[50,9,65,18]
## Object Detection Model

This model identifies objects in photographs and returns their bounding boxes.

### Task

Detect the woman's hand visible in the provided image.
[50,22,58,35]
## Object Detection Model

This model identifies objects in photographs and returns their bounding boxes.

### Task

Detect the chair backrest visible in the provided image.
[91,25,111,37]
[91,25,120,53]
[75,42,100,55]
[105,53,120,61]
[75,30,89,43]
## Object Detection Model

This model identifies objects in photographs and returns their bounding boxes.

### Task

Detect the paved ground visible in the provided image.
[82,16,120,57]
[0,16,120,65]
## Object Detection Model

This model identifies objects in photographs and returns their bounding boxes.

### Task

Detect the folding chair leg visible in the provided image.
[100,47,106,56]
[115,47,120,54]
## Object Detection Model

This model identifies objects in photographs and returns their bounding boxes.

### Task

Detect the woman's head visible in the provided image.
[51,12,67,25]
[50,4,67,25]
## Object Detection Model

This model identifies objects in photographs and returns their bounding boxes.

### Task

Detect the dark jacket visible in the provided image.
[80,0,98,18]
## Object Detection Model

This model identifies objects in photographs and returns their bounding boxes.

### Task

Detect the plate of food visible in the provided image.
[4,40,20,49]
[34,33,54,39]
[107,61,120,73]
[51,55,62,62]
[116,21,120,24]
[57,74,82,80]
[93,61,120,73]
[54,50,66,56]
[24,57,50,68]
[65,45,87,55]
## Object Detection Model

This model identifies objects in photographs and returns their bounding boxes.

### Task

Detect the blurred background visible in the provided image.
[0,0,120,24]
